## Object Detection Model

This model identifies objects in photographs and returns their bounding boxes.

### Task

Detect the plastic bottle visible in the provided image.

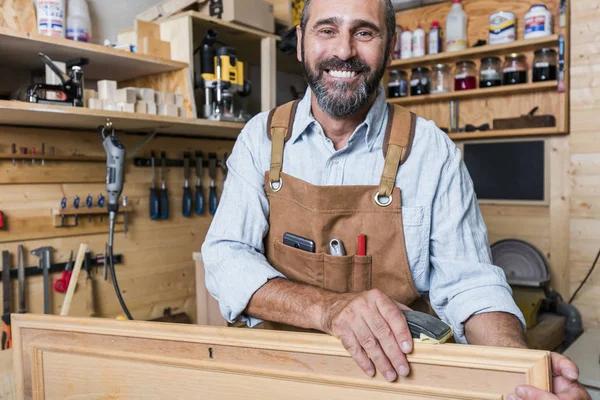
[400,30,413,60]
[413,25,426,58]
[429,21,442,55]
[36,0,66,38]
[524,4,553,40]
[445,0,468,52]
[66,0,92,42]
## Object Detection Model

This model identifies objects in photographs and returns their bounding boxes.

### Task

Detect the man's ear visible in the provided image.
[296,25,303,63]
[387,34,396,67]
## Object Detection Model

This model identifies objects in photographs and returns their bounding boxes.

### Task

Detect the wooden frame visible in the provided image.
[12,314,551,399]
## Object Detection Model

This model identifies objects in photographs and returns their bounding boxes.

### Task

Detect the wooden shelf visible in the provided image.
[388,35,560,69]
[388,81,557,105]
[0,154,105,162]
[447,127,567,141]
[0,100,244,138]
[0,27,188,82]
[182,11,279,40]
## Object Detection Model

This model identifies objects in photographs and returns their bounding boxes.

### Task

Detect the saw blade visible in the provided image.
[491,239,550,287]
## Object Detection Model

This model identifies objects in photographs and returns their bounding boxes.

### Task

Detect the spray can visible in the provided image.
[36,0,66,38]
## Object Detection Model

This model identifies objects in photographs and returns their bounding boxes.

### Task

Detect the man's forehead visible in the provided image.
[308,0,384,26]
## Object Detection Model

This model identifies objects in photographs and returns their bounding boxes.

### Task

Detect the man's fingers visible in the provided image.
[354,317,397,382]
[509,385,557,400]
[362,306,410,378]
[376,295,413,355]
[340,332,375,378]
[550,352,579,380]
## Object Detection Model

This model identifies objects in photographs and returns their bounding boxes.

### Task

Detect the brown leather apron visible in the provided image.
[261,100,423,330]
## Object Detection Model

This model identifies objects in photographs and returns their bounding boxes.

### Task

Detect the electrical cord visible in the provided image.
[569,246,600,304]
[109,212,133,320]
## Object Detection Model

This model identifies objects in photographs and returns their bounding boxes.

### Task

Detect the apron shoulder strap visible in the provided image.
[266,100,300,189]
[377,104,417,202]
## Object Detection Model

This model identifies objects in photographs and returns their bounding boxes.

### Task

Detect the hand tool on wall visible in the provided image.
[60,196,67,227]
[31,246,53,314]
[194,151,204,215]
[21,147,26,164]
[53,250,73,293]
[160,151,169,220]
[182,152,192,217]
[17,245,26,314]
[86,195,93,222]
[2,251,12,350]
[41,143,45,166]
[60,243,88,317]
[98,194,105,222]
[208,153,218,215]
[149,151,160,220]
[31,147,36,165]
[11,144,16,165]
[27,53,85,107]
[122,196,128,238]
[0,212,4,230]
[73,195,81,226]
[100,121,133,320]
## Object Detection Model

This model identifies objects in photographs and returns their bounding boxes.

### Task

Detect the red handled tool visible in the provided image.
[54,250,74,293]
[357,234,367,256]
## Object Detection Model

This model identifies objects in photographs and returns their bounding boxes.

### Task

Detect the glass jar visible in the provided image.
[410,67,431,96]
[388,70,408,97]
[480,56,502,88]
[454,61,477,91]
[533,48,558,82]
[503,53,528,85]
[431,64,452,94]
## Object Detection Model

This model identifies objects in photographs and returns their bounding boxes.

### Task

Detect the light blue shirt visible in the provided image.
[201,86,525,344]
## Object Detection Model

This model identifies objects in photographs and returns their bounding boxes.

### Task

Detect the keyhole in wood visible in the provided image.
[209,347,214,359]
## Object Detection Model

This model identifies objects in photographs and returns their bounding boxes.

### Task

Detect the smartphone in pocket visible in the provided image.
[283,232,316,253]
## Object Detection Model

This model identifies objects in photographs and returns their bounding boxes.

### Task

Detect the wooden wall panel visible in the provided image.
[0,125,235,321]
[569,0,600,328]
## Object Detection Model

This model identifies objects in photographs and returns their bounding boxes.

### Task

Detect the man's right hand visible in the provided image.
[320,288,413,382]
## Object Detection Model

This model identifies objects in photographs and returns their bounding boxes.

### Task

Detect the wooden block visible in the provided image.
[84,89,98,100]
[178,106,186,118]
[102,100,118,111]
[135,101,148,114]
[117,28,137,46]
[135,19,161,41]
[0,0,37,33]
[117,102,135,113]
[87,98,103,110]
[114,88,137,104]
[175,94,184,107]
[97,80,117,100]
[154,91,163,104]
[147,102,158,115]
[137,88,155,103]
[163,92,176,106]
[141,36,171,59]
[158,104,178,117]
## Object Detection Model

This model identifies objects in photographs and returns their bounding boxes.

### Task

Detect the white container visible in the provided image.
[524,4,553,39]
[413,25,426,58]
[400,30,413,59]
[66,0,92,42]
[393,25,403,60]
[489,11,516,45]
[445,0,468,52]
[36,0,66,38]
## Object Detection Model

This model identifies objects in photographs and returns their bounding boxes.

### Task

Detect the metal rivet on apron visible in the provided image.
[374,191,393,207]
[270,179,283,192]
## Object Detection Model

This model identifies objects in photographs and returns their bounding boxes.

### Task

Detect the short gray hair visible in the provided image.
[300,0,397,57]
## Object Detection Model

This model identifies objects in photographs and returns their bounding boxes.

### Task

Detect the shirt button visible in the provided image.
[332,159,339,165]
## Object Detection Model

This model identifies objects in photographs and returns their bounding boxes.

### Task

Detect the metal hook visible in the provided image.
[100,118,114,139]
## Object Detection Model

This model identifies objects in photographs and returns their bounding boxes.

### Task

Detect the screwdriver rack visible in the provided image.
[0,154,105,163]
[52,206,133,228]
[133,156,225,169]
[0,254,123,281]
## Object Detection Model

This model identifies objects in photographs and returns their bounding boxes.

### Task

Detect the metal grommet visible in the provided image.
[374,191,392,207]
[270,178,283,192]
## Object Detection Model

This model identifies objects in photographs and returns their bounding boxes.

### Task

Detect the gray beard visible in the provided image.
[310,76,371,118]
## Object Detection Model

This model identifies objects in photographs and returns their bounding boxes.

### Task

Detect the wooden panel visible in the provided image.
[0,125,234,321]
[11,314,551,399]
[0,0,36,34]
[194,253,227,327]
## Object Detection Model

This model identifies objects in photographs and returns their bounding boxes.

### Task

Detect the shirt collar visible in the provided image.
[289,85,389,150]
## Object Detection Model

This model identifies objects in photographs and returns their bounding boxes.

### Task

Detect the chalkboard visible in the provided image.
[463,141,545,201]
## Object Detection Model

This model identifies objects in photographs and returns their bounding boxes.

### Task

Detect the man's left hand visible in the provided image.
[508,353,591,400]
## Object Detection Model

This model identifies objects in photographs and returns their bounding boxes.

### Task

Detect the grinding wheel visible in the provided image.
[491,239,550,287]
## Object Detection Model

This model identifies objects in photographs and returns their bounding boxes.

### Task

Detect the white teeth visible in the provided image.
[329,70,357,78]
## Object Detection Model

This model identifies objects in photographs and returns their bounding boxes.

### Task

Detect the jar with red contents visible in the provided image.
[454,61,477,91]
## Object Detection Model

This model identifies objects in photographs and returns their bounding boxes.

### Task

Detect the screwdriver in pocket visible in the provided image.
[149,151,160,220]
[194,151,204,215]
[159,151,169,219]
[182,152,192,217]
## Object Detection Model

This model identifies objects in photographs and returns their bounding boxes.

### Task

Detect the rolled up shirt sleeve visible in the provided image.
[201,116,286,327]
[428,137,526,344]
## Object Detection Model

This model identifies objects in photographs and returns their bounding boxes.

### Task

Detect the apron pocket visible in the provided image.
[323,254,372,293]
[272,240,324,287]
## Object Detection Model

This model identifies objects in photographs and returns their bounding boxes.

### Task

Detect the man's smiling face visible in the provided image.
[297,0,393,118]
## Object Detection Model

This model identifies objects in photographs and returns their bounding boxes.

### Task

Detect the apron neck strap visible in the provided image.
[266,100,300,190]
[377,104,417,200]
